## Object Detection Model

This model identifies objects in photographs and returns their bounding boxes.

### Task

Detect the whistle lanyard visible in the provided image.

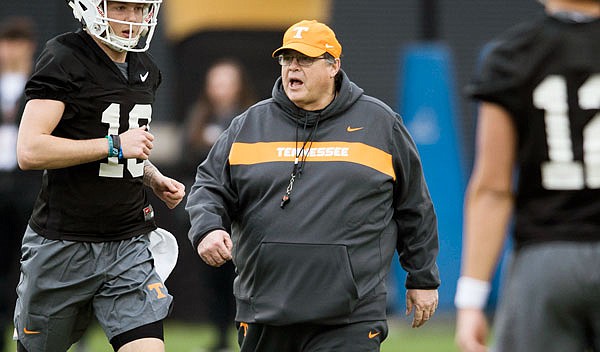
[280,115,321,209]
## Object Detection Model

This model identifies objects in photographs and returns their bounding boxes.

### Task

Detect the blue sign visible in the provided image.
[394,43,466,311]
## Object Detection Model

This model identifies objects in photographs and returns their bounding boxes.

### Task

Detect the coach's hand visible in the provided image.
[406,289,438,328]
[455,308,489,352]
[197,229,233,267]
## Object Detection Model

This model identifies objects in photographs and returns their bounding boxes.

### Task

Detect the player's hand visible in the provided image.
[119,126,154,160]
[151,176,185,209]
[455,308,489,352]
[406,289,438,328]
[197,230,233,267]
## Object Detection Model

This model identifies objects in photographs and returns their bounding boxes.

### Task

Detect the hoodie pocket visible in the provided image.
[251,242,359,325]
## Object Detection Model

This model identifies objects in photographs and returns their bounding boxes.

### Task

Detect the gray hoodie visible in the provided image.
[186,71,440,325]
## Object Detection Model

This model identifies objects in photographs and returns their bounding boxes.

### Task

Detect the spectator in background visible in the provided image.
[455,0,600,351]
[182,58,256,168]
[0,16,38,352]
[182,58,256,352]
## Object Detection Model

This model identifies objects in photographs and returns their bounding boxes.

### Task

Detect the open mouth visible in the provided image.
[289,78,304,88]
[121,30,133,38]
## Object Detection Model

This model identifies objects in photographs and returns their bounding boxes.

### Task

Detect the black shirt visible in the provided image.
[467,14,600,248]
[26,30,161,241]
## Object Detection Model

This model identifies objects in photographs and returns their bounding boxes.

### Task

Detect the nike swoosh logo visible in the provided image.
[325,44,334,48]
[140,71,149,82]
[346,126,364,132]
[368,330,380,339]
[23,328,41,335]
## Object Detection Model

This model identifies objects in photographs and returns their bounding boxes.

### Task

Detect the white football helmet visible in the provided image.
[66,0,161,52]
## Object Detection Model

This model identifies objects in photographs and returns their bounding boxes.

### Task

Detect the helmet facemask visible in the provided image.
[67,0,161,52]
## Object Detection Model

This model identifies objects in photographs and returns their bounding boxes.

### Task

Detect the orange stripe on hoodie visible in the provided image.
[229,141,395,180]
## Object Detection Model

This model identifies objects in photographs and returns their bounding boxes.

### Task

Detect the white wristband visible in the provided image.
[454,276,491,309]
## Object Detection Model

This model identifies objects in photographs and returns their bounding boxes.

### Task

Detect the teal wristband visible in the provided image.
[111,134,123,159]
[106,135,118,157]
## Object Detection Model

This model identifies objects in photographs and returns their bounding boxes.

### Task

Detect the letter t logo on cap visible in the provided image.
[292,26,309,38]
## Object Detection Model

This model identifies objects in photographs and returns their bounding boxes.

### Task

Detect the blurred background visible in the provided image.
[0,0,543,350]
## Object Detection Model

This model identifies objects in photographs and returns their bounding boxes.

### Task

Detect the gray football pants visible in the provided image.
[492,241,600,352]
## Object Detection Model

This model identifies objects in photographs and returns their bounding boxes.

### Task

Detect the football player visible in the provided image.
[13,1,185,351]
[455,0,600,351]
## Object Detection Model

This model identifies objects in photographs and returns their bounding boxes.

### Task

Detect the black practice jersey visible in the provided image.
[25,30,161,241]
[467,14,600,248]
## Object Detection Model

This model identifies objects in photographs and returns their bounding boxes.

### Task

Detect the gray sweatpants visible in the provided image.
[14,227,173,352]
[493,241,600,352]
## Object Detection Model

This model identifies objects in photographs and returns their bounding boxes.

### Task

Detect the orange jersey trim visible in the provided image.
[229,142,395,180]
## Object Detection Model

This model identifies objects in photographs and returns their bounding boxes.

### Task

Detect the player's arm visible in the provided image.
[17,99,111,170]
[462,101,516,292]
[18,99,156,170]
[143,160,185,209]
[455,102,516,352]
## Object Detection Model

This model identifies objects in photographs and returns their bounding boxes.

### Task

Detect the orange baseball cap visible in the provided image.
[272,20,342,59]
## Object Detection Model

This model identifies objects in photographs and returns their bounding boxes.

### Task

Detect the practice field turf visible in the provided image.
[4,314,459,351]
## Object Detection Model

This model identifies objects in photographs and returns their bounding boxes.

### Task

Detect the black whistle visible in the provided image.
[280,195,290,208]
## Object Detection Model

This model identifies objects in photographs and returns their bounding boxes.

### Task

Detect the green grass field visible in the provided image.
[4,314,459,352]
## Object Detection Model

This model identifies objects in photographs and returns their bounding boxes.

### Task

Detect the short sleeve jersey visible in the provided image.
[467,14,600,248]
[26,30,161,241]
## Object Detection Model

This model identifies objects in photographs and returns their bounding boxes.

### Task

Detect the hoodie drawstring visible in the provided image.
[280,114,321,209]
